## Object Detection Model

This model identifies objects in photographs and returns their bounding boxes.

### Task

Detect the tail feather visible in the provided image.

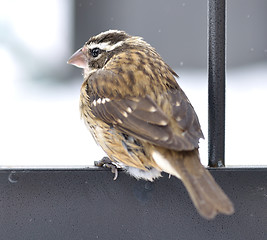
[173,150,234,219]
[154,149,234,219]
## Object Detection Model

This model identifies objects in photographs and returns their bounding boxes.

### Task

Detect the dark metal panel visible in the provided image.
[208,0,226,167]
[0,168,266,240]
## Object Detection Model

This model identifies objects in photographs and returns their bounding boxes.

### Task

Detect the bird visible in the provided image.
[67,30,234,219]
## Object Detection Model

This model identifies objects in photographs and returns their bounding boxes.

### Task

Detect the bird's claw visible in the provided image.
[94,157,119,180]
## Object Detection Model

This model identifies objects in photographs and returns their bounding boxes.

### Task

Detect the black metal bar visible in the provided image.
[1,168,267,240]
[208,0,226,167]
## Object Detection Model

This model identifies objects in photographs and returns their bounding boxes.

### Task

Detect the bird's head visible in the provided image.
[67,30,151,77]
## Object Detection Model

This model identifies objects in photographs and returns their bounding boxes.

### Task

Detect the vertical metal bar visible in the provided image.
[208,0,226,167]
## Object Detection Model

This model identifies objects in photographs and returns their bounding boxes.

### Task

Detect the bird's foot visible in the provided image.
[94,157,119,180]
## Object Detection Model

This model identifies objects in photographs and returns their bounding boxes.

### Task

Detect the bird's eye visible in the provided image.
[91,48,101,58]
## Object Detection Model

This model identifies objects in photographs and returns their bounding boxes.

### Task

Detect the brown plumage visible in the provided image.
[68,30,234,219]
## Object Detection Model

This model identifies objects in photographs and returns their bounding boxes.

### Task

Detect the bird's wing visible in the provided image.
[88,70,203,151]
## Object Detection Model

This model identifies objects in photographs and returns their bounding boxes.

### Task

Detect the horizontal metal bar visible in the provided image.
[0,168,266,240]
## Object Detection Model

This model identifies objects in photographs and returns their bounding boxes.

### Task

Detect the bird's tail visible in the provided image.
[154,149,234,219]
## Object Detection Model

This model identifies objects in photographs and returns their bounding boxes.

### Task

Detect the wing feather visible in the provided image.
[89,70,203,151]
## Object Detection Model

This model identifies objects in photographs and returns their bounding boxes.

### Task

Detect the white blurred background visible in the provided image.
[0,0,266,168]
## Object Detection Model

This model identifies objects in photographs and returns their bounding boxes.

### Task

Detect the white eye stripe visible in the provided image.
[98,30,125,37]
[89,41,124,52]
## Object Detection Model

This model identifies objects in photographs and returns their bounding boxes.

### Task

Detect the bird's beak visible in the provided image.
[67,48,87,68]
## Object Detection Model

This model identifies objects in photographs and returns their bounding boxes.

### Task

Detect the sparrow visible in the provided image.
[67,30,234,219]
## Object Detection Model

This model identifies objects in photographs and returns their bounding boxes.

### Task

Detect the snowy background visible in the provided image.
[0,0,266,168]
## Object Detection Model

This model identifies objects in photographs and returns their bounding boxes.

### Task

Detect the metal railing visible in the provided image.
[208,0,226,167]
